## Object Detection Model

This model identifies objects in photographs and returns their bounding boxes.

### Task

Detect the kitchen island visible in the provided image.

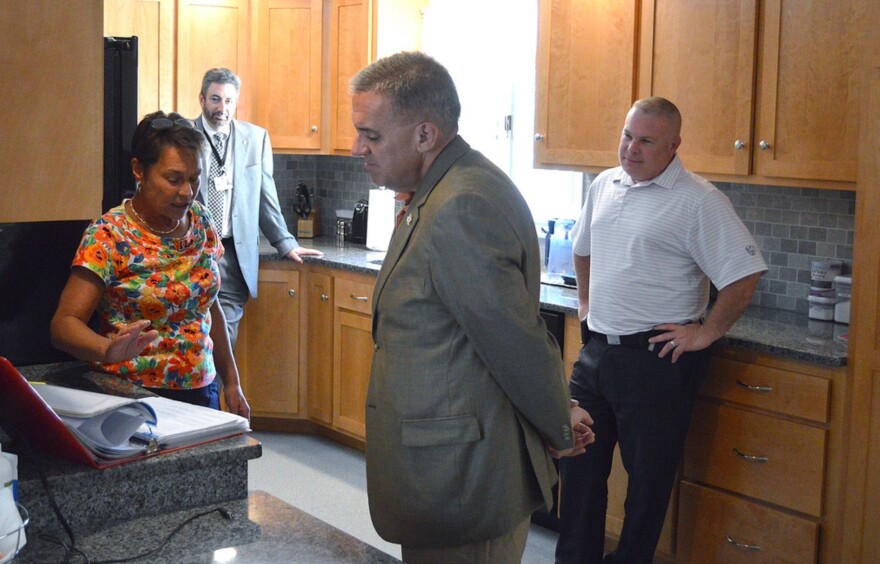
[16,491,398,563]
[3,363,399,563]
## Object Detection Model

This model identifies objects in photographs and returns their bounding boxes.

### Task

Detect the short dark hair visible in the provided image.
[200,67,242,98]
[350,51,461,135]
[131,111,205,176]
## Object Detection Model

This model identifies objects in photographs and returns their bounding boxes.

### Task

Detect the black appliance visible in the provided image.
[103,36,138,213]
[0,221,90,366]
[351,199,369,244]
[532,308,566,532]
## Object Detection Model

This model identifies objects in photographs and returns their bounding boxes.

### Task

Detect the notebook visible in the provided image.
[0,356,250,468]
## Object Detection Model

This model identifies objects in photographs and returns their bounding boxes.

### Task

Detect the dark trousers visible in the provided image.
[150,380,220,410]
[555,336,709,564]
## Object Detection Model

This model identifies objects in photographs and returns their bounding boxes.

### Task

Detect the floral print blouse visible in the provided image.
[72,201,223,389]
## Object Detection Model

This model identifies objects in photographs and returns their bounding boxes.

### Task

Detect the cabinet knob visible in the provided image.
[311,125,318,133]
[288,289,296,297]
[534,133,545,142]
[725,535,761,552]
[759,140,771,151]
[320,294,329,302]
[733,139,745,150]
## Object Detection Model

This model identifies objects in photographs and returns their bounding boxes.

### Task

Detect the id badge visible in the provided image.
[214,174,232,192]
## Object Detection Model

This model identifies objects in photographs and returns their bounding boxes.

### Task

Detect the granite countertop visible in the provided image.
[263,237,848,367]
[17,490,399,563]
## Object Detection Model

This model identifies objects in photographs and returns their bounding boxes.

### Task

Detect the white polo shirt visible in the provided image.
[572,155,767,335]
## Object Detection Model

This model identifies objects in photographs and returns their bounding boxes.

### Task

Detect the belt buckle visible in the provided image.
[607,334,621,345]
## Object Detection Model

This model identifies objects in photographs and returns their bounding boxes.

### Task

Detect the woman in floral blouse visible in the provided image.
[50,111,249,418]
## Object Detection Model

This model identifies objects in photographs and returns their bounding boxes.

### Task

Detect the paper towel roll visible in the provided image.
[366,188,395,251]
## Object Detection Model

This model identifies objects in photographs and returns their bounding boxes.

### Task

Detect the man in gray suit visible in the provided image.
[351,52,595,563]
[194,67,323,348]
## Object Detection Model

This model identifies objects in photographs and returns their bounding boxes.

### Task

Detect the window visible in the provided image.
[422,0,583,223]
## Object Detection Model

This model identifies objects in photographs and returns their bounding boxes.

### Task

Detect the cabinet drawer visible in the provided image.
[704,357,830,423]
[334,277,374,314]
[684,402,826,516]
[677,481,818,563]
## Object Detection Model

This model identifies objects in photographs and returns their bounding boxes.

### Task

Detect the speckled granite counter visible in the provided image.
[5,363,398,563]
[16,490,399,563]
[270,237,849,367]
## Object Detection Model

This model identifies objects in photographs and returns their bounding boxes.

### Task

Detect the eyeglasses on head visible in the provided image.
[150,117,196,130]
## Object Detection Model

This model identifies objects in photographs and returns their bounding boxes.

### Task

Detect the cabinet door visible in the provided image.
[307,271,334,424]
[329,0,370,153]
[333,309,372,438]
[239,266,302,416]
[255,0,323,150]
[753,0,859,182]
[333,275,375,439]
[684,401,826,516]
[104,0,175,121]
[2,0,103,222]
[534,0,639,169]
[176,0,251,120]
[677,481,818,563]
[639,0,757,176]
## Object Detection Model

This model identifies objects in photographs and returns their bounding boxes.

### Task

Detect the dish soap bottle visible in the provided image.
[0,443,25,563]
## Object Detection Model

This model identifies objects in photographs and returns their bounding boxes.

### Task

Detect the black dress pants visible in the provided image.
[555,336,709,564]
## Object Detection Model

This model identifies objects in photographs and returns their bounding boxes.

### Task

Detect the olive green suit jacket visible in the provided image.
[366,136,574,548]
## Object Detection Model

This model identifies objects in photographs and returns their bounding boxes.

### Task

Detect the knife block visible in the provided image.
[296,203,319,239]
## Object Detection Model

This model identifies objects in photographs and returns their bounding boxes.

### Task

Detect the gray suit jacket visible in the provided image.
[194,118,297,298]
[366,136,574,547]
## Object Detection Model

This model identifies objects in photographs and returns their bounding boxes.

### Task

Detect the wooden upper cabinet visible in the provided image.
[753,0,859,183]
[176,0,251,121]
[2,0,103,222]
[254,0,323,150]
[638,0,758,176]
[329,0,370,154]
[104,0,175,121]
[534,0,639,170]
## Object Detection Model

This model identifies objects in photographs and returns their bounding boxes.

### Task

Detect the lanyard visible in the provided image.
[204,124,232,168]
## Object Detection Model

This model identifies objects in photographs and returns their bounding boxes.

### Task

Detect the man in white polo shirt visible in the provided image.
[555,97,767,564]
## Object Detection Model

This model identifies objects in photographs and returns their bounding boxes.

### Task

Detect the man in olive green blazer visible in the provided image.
[351,52,593,561]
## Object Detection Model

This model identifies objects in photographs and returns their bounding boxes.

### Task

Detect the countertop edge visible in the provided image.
[270,238,849,367]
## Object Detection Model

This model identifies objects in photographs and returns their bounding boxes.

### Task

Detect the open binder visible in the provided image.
[0,357,250,469]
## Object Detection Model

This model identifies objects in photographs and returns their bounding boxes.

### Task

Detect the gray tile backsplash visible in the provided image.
[273,154,856,315]
[717,183,854,314]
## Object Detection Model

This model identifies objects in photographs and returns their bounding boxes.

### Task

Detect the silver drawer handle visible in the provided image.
[726,534,761,552]
[350,294,369,302]
[733,447,769,463]
[736,380,773,393]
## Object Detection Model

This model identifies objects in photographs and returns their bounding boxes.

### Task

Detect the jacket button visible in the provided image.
[374,344,379,351]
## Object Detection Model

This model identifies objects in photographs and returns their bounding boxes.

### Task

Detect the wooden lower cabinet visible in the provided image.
[677,481,818,563]
[677,349,847,563]
[306,270,334,424]
[332,274,375,440]
[237,263,302,417]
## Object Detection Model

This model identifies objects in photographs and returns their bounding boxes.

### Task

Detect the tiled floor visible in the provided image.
[248,432,559,562]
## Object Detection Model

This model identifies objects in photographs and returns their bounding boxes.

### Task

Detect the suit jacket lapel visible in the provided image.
[194,118,209,207]
[371,136,472,334]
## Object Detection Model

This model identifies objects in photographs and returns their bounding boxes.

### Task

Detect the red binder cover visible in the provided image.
[0,357,248,469]
[0,356,114,468]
